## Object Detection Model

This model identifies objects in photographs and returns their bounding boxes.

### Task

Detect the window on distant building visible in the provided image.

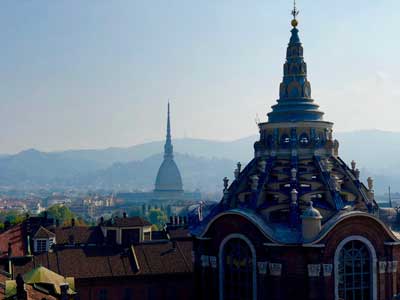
[337,238,374,300]
[220,235,255,300]
[35,239,47,253]
[99,289,108,300]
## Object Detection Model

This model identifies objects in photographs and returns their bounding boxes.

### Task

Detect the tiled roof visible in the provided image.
[54,226,104,245]
[12,240,193,279]
[104,216,152,228]
[13,247,136,279]
[134,240,193,275]
[33,226,55,239]
[26,285,57,300]
[0,223,26,258]
[167,228,191,240]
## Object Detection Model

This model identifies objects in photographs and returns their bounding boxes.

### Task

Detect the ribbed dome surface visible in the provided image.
[155,159,183,192]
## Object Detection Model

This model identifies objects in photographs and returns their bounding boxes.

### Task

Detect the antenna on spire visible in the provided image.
[291,0,299,27]
[292,0,299,19]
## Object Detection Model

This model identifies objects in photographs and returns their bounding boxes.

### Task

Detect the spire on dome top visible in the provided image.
[291,0,299,27]
[164,101,174,159]
[267,2,325,123]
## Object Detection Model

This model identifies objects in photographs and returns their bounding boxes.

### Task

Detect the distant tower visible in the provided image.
[154,102,184,194]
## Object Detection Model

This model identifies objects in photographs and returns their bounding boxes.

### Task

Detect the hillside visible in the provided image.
[0,130,399,194]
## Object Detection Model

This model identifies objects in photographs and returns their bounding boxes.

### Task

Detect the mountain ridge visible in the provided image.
[0,129,399,194]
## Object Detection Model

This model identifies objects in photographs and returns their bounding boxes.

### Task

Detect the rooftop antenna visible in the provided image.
[389,185,392,208]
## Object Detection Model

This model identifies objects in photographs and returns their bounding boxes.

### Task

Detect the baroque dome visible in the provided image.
[191,13,378,242]
[155,158,183,192]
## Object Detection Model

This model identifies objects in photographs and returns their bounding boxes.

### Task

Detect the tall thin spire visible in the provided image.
[164,101,174,159]
[267,2,324,123]
[291,0,299,23]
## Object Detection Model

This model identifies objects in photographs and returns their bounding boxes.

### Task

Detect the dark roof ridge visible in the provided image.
[33,226,55,239]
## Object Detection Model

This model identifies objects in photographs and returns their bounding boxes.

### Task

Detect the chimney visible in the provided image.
[71,218,75,227]
[4,220,11,231]
[16,274,27,300]
[60,282,69,300]
[8,242,12,258]
[123,212,127,218]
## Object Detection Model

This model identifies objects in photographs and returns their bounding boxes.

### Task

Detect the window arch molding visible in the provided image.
[334,235,377,300]
[218,233,257,300]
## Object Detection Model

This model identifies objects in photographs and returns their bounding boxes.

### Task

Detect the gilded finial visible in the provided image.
[291,0,299,27]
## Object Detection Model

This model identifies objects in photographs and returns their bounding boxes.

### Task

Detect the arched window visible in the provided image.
[219,234,256,300]
[335,236,377,300]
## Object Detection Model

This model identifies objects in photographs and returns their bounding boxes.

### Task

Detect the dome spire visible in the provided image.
[164,101,173,160]
[291,0,299,28]
[267,2,325,123]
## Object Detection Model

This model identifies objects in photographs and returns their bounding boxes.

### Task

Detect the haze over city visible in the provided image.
[1,0,400,154]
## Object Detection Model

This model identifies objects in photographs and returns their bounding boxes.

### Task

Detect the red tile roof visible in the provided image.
[12,240,193,280]
[13,247,136,279]
[0,223,26,258]
[133,240,193,275]
[26,284,57,300]
[54,226,104,245]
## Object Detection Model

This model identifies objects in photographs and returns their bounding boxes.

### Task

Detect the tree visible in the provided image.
[147,208,168,230]
[40,204,75,225]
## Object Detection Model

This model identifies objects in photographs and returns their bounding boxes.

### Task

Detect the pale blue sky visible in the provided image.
[1,0,399,154]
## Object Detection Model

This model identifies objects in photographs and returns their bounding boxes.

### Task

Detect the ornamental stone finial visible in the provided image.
[234,168,239,180]
[351,160,356,171]
[333,140,339,156]
[234,162,242,180]
[223,177,229,191]
[367,177,374,191]
[355,168,360,180]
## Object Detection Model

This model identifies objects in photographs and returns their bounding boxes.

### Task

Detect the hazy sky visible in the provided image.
[1,0,399,154]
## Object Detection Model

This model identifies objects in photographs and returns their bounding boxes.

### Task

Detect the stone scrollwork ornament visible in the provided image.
[379,261,387,274]
[201,255,210,268]
[269,263,282,276]
[209,256,217,269]
[322,264,333,277]
[257,261,268,275]
[307,264,321,277]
